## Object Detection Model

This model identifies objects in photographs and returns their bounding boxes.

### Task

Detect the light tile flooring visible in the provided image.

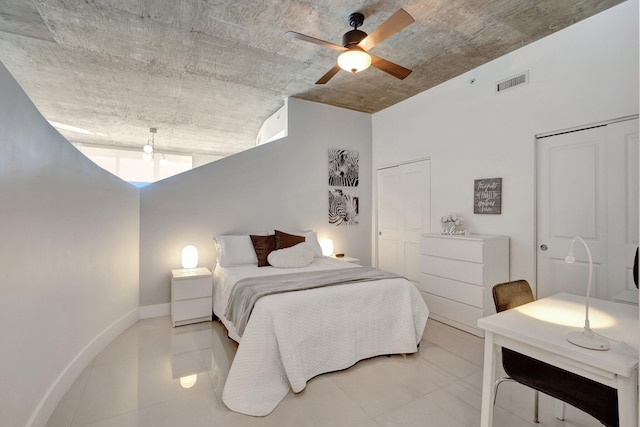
[46,317,604,427]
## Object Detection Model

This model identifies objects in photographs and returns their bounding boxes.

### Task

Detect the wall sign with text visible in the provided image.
[474,178,502,214]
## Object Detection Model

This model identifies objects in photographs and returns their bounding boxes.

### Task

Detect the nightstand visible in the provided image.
[333,255,360,265]
[171,267,213,327]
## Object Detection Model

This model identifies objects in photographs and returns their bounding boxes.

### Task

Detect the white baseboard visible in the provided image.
[27,307,139,427]
[139,303,170,319]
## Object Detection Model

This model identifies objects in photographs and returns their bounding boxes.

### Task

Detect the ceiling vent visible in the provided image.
[496,71,529,93]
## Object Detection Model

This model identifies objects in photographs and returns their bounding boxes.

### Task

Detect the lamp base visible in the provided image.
[566,330,610,351]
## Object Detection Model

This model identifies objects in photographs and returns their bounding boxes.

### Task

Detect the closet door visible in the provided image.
[536,118,638,299]
[376,159,431,281]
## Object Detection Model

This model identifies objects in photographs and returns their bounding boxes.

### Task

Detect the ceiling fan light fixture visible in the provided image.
[337,49,371,74]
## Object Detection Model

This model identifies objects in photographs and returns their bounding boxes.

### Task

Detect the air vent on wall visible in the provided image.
[496,71,529,93]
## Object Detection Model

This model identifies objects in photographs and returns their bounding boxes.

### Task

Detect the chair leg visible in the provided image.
[554,399,566,421]
[494,377,540,424]
[493,377,513,406]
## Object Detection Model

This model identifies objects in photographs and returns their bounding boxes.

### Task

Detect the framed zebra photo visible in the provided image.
[329,188,359,226]
[328,148,359,187]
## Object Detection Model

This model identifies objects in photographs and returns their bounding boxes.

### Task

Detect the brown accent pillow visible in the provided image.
[250,234,275,267]
[274,230,305,250]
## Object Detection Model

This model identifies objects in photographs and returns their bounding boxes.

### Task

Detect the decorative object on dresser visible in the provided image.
[440,213,469,236]
[474,177,502,214]
[419,233,509,336]
[171,267,213,327]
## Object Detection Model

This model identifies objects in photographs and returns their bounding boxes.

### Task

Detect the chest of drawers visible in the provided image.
[419,233,509,336]
[171,267,213,327]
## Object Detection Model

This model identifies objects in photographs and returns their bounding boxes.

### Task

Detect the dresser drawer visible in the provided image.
[421,292,484,335]
[419,273,483,308]
[172,276,212,301]
[421,235,484,262]
[171,297,212,322]
[422,255,484,285]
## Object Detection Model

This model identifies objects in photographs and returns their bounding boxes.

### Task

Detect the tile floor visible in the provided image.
[46,317,605,427]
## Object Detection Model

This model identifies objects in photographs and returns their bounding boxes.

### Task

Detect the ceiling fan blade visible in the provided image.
[357,9,415,52]
[369,54,412,80]
[316,64,341,84]
[286,31,346,52]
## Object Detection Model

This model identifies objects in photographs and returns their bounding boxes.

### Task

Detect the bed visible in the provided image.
[212,231,429,416]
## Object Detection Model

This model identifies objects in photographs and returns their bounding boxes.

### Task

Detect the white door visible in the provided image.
[536,119,638,299]
[607,120,639,293]
[376,159,431,282]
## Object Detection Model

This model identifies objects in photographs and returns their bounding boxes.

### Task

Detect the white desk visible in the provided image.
[478,293,639,427]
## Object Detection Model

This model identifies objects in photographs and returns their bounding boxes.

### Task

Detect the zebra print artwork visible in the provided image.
[328,148,359,187]
[328,189,359,226]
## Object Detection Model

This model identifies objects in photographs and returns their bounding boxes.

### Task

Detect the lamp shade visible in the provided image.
[143,143,154,154]
[320,238,334,256]
[337,49,371,73]
[181,245,198,269]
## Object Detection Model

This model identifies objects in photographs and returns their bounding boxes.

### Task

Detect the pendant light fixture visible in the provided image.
[142,127,168,165]
[143,128,155,155]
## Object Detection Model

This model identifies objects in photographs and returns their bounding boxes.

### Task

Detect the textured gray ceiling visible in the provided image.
[0,0,624,157]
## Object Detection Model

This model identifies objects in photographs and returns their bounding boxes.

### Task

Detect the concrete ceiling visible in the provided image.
[0,0,624,157]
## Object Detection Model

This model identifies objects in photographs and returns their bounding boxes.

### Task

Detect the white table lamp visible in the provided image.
[320,238,334,257]
[564,236,610,350]
[181,245,198,269]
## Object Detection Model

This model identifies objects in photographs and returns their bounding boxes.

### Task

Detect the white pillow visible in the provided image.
[268,242,315,268]
[214,235,258,267]
[302,231,324,258]
[279,230,323,258]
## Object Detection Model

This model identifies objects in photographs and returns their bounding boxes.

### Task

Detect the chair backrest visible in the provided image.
[492,280,534,313]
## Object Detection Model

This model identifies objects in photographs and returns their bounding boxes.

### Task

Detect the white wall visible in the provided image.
[0,62,140,427]
[256,99,288,145]
[372,0,639,294]
[139,97,372,307]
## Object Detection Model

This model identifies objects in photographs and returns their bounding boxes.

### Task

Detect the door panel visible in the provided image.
[537,126,607,299]
[549,143,599,239]
[377,160,431,279]
[537,118,638,300]
[607,120,639,292]
[377,167,401,274]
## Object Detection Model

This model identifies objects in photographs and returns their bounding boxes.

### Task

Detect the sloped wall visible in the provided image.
[139,98,372,307]
[0,62,140,427]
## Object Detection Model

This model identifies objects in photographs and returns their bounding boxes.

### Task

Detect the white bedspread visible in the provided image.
[217,259,429,416]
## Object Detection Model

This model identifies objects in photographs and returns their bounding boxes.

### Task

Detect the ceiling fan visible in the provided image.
[286,9,415,84]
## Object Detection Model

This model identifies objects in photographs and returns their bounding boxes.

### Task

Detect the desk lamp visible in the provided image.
[565,236,610,350]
